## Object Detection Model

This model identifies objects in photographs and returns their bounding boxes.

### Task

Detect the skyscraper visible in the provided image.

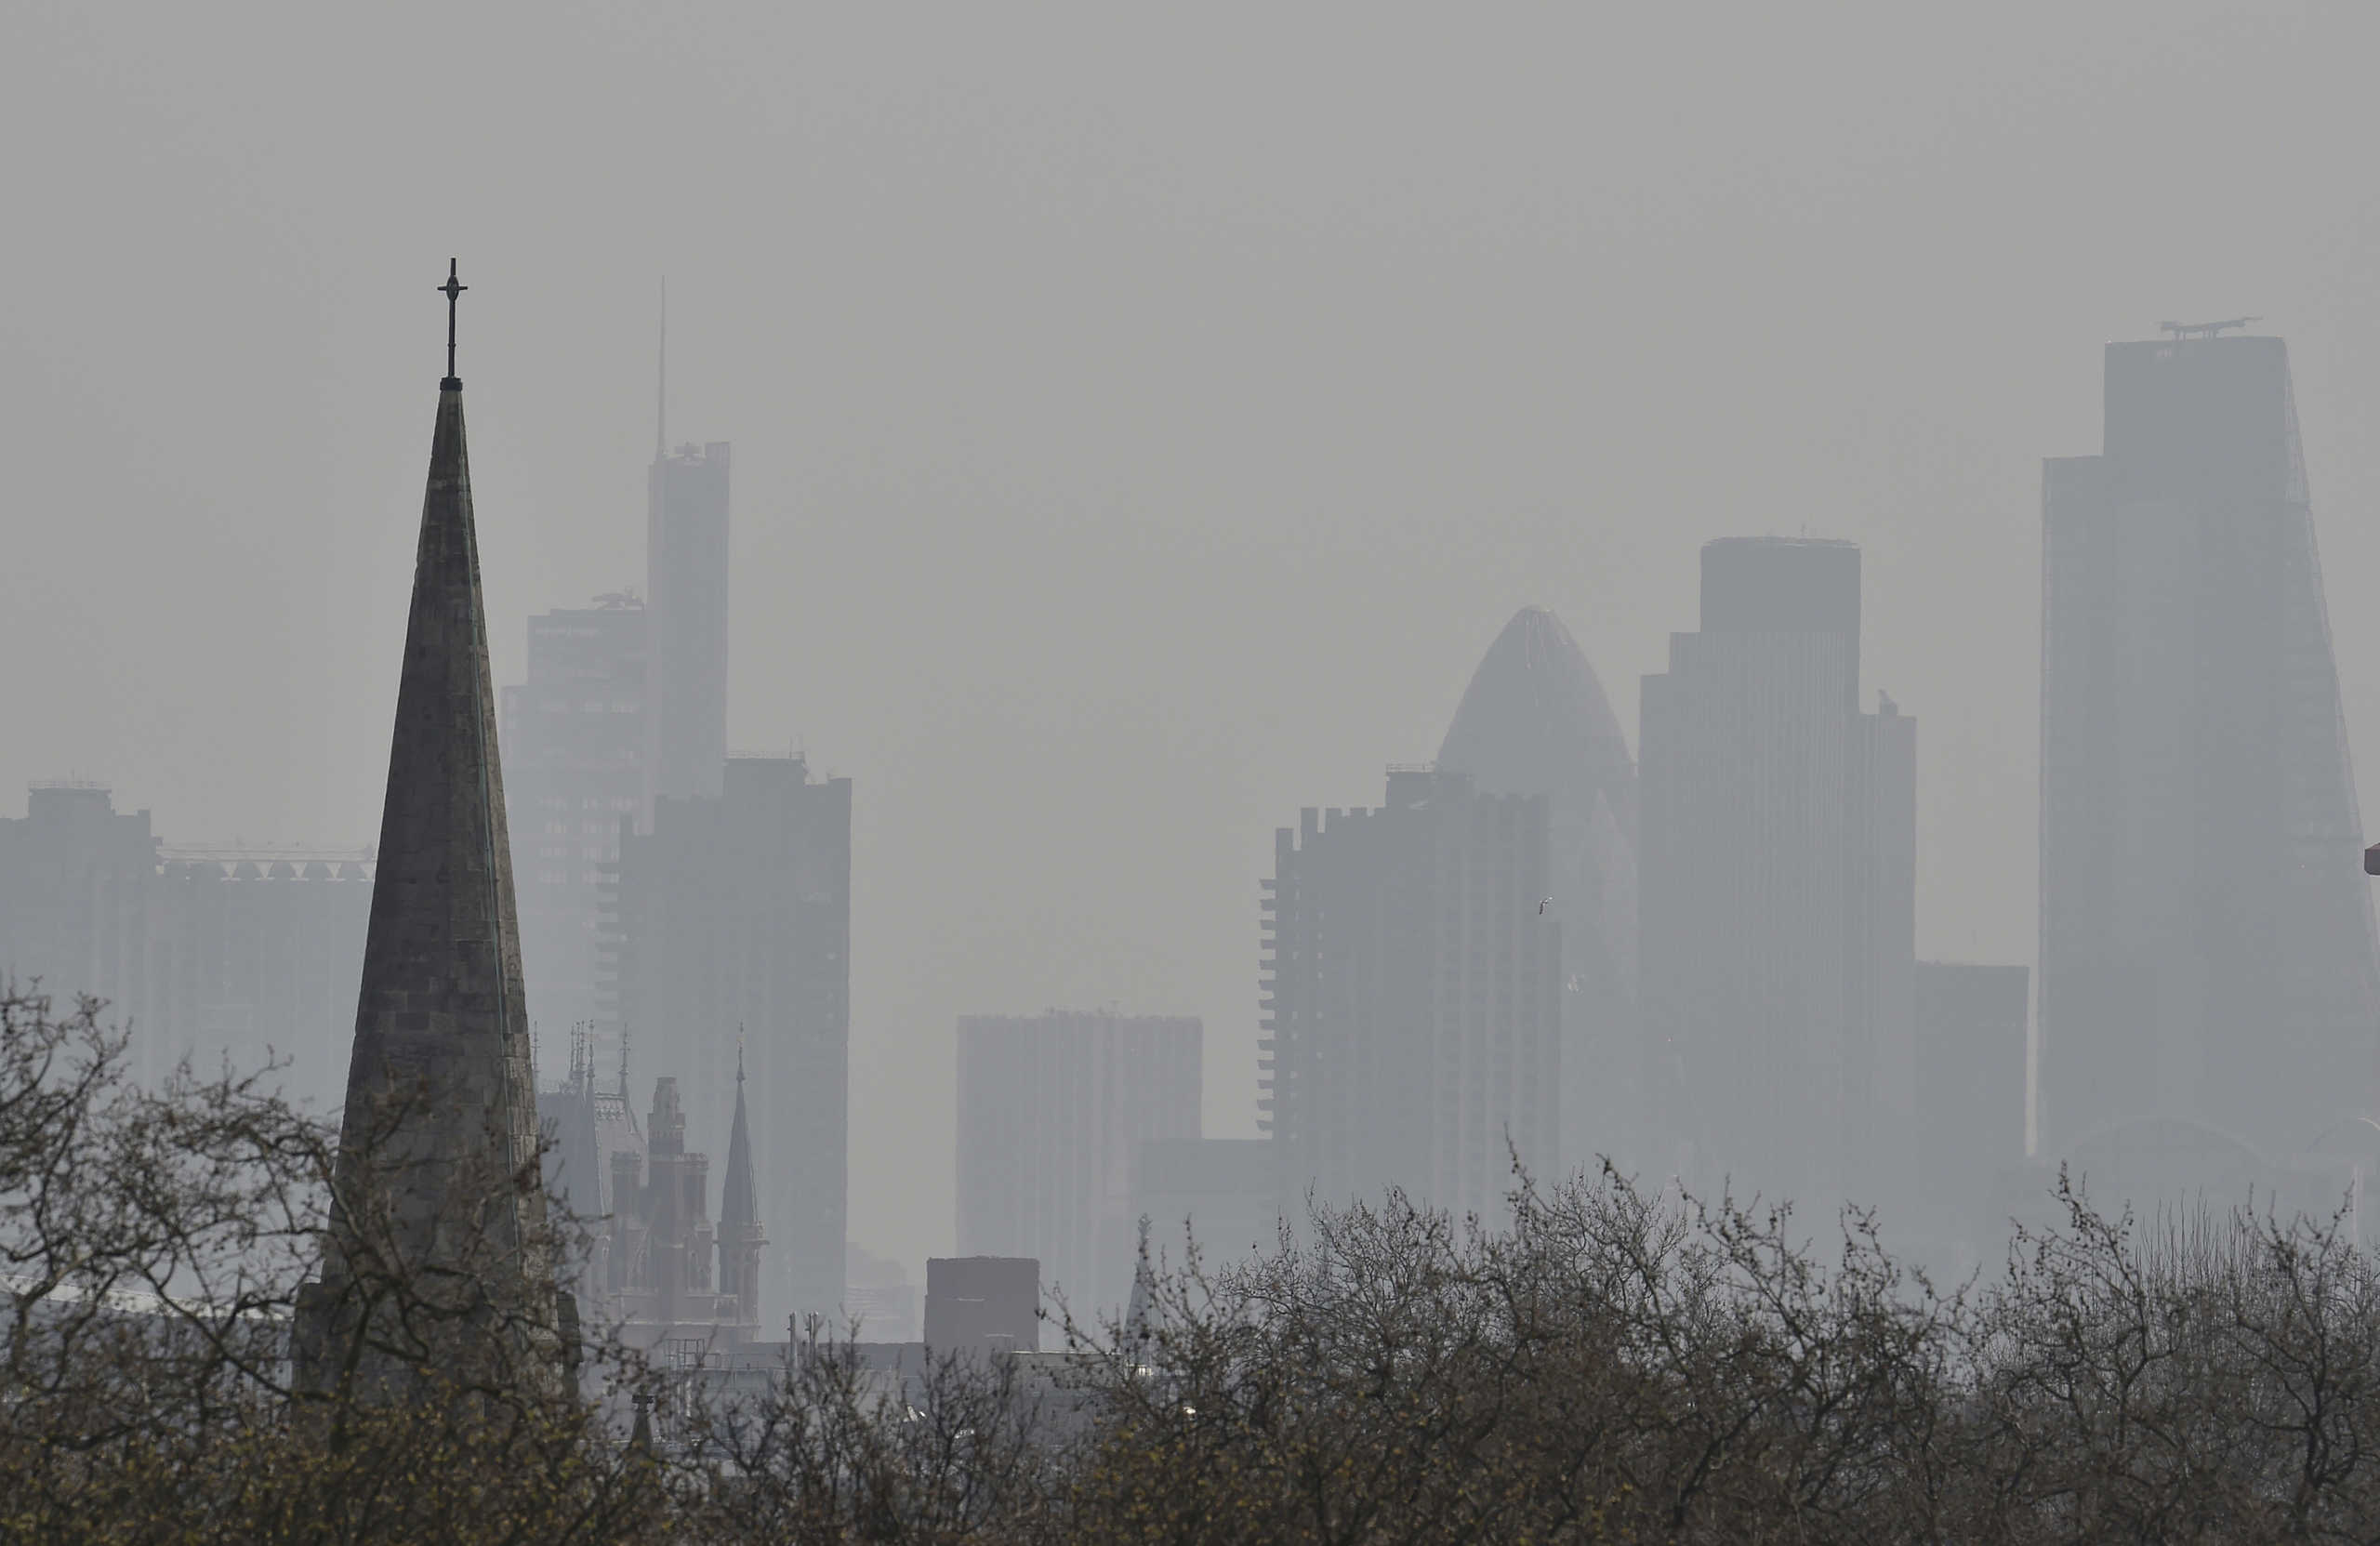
[645,441,730,809]
[604,755,850,1328]
[501,593,646,1058]
[1637,537,1915,1213]
[1262,766,1561,1222]
[297,271,561,1391]
[954,1011,1202,1317]
[2039,326,2380,1156]
[1436,607,1639,1177]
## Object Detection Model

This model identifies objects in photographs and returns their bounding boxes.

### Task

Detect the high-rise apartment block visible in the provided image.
[604,755,851,1329]
[1262,766,1562,1222]
[1638,537,1916,1213]
[2040,329,2380,1159]
[501,594,646,1056]
[954,1011,1202,1317]
[645,442,731,808]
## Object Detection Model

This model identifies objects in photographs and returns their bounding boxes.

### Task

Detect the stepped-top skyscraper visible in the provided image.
[1638,538,1916,1214]
[298,265,561,1392]
[2040,324,2380,1157]
[1435,607,1639,1175]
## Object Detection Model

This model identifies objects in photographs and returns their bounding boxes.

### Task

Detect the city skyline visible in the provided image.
[19,3,2380,1281]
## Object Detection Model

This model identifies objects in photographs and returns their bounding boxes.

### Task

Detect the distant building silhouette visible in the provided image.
[1638,537,1916,1213]
[538,1026,646,1309]
[604,755,850,1330]
[1262,766,1561,1222]
[844,1243,919,1342]
[501,593,646,1059]
[1911,961,2029,1250]
[645,442,730,809]
[1129,1136,1278,1277]
[1436,607,1639,1178]
[541,1043,763,1353]
[0,785,373,1107]
[954,1011,1201,1318]
[923,1257,1039,1354]
[2040,330,2380,1157]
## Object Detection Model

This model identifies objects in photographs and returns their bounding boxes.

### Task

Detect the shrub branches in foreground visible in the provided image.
[12,984,2380,1542]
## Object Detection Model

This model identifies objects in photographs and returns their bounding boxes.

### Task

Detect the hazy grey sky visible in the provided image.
[10,1,2380,1274]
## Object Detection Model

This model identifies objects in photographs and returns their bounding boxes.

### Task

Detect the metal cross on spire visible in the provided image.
[438,258,468,386]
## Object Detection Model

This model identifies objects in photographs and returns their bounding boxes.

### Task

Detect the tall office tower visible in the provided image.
[1912,961,2029,1237]
[645,441,730,808]
[604,755,851,1328]
[1437,607,1639,1178]
[2040,327,2380,1158]
[0,784,376,1105]
[954,1011,1202,1317]
[1638,537,1915,1214]
[500,593,647,1059]
[1261,766,1562,1223]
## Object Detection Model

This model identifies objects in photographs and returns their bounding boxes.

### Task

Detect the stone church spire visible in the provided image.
[297,264,562,1394]
[717,1041,765,1328]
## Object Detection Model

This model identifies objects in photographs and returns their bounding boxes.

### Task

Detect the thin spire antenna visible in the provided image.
[438,259,467,388]
[655,278,668,459]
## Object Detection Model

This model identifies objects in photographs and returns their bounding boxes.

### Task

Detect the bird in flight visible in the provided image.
[1539,897,1554,915]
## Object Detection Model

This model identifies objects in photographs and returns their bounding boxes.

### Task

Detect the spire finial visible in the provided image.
[438,258,468,388]
[736,1024,746,1085]
[655,278,668,459]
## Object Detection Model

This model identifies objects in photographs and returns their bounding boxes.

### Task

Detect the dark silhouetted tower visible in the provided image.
[297,273,561,1392]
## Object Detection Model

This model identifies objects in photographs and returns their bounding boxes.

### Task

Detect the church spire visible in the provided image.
[717,1031,765,1328]
[296,264,559,1394]
[721,1036,759,1231]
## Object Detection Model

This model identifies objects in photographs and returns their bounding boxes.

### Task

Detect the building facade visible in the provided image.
[604,755,850,1329]
[1261,766,1561,1224]
[0,783,374,1109]
[1637,537,1916,1215]
[501,594,647,1062]
[2039,329,2380,1158]
[1435,606,1639,1179]
[954,1011,1202,1319]
[1130,1136,1278,1278]
[645,442,731,809]
[1912,960,2029,1238]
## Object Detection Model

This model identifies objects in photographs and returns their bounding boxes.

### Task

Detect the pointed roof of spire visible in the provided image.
[308,266,550,1383]
[721,1039,760,1229]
